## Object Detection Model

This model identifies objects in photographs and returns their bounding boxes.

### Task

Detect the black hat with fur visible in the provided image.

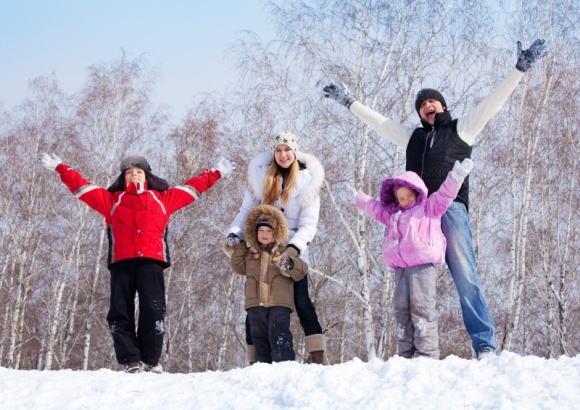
[244,205,288,253]
[107,155,170,192]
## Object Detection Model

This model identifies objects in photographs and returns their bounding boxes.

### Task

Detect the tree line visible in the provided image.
[0,0,578,372]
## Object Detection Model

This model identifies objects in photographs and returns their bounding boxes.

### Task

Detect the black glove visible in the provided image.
[516,39,548,72]
[226,233,241,247]
[276,253,294,271]
[322,82,356,108]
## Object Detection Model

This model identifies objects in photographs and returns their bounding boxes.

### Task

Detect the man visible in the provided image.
[323,39,547,359]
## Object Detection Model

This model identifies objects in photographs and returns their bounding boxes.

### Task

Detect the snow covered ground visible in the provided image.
[1,351,578,409]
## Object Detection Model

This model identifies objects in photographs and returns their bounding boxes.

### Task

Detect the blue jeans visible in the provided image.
[441,200,496,353]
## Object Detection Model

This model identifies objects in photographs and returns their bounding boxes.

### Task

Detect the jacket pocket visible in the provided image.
[245,276,258,300]
[271,274,293,303]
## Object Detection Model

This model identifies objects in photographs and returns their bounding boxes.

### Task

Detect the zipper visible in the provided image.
[421,129,436,178]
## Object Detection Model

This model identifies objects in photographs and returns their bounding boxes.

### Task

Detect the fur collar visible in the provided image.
[246,151,325,209]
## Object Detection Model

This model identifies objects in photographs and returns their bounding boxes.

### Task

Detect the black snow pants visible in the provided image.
[107,259,166,365]
[248,306,295,363]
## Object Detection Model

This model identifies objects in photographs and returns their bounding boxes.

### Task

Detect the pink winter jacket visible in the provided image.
[356,171,462,270]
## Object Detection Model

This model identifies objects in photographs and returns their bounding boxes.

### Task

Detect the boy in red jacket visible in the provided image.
[40,153,235,373]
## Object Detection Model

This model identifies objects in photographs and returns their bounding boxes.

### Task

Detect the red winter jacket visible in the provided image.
[56,163,221,268]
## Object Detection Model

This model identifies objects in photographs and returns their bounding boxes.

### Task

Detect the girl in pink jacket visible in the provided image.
[352,159,473,359]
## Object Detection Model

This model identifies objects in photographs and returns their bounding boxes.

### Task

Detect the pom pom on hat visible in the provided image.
[270,131,299,153]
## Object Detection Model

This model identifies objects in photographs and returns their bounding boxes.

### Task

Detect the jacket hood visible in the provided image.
[244,204,288,252]
[380,171,428,213]
[247,151,324,209]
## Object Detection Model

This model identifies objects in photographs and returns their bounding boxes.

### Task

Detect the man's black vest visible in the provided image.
[405,112,472,209]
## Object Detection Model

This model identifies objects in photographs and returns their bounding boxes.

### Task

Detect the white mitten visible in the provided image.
[39,152,62,171]
[450,158,474,181]
[213,156,236,177]
[346,184,358,204]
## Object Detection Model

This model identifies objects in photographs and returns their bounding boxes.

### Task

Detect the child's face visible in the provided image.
[396,186,418,208]
[125,167,146,184]
[256,226,274,245]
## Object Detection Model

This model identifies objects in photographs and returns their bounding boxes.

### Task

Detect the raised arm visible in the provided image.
[425,159,474,218]
[323,82,414,149]
[39,152,114,217]
[457,39,548,145]
[355,191,392,226]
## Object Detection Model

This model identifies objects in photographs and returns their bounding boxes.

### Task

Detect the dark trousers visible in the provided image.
[248,306,294,363]
[107,259,166,365]
[245,274,322,344]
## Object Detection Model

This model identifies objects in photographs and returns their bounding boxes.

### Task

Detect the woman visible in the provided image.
[226,131,326,364]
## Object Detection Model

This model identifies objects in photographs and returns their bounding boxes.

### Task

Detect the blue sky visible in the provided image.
[0,0,275,119]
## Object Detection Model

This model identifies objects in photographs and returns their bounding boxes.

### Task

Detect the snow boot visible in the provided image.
[308,350,325,365]
[142,362,163,374]
[476,348,496,361]
[124,362,142,373]
[246,344,256,366]
[305,334,326,365]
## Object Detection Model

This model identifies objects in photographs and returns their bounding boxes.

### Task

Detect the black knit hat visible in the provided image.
[255,219,273,232]
[415,88,447,115]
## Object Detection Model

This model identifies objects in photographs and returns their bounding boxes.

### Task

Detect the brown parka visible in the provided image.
[227,204,307,311]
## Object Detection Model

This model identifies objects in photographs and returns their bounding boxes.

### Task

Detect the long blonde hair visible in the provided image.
[263,159,300,206]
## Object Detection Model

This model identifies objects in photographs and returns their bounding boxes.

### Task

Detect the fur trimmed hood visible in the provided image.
[246,151,325,209]
[244,204,288,252]
[380,171,428,213]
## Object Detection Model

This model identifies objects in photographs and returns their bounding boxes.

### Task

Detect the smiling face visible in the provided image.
[124,167,146,184]
[396,186,418,208]
[419,98,446,125]
[256,226,275,245]
[274,144,296,169]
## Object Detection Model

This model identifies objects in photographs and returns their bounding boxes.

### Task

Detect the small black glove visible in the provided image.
[516,39,548,72]
[226,233,241,247]
[322,82,356,108]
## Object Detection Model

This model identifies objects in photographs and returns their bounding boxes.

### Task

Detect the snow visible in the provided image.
[1,352,579,409]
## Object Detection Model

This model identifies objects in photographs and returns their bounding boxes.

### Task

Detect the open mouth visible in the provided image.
[426,109,436,118]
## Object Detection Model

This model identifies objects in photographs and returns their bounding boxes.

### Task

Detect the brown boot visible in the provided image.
[308,350,325,365]
[246,344,256,366]
[123,362,141,373]
[305,334,326,365]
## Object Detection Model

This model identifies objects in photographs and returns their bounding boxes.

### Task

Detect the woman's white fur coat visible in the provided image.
[227,151,324,264]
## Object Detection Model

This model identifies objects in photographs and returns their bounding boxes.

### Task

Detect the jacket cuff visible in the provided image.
[285,244,300,258]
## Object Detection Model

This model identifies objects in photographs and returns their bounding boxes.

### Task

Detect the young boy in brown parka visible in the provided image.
[226,204,307,363]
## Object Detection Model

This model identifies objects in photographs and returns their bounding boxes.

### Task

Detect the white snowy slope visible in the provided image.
[0,352,578,410]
